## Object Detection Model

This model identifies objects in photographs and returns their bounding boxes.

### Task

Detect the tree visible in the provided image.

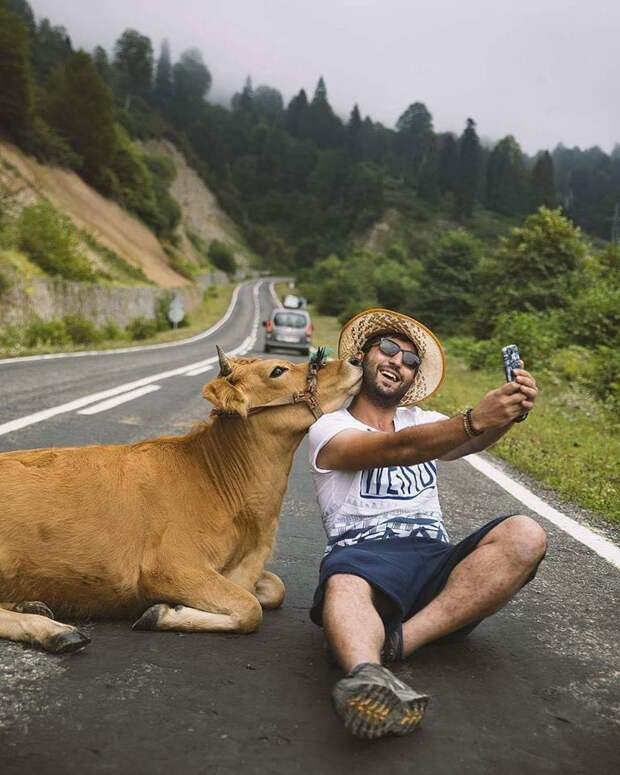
[395,102,434,187]
[154,39,173,108]
[530,151,555,210]
[172,48,211,106]
[485,135,529,215]
[285,89,309,138]
[232,75,254,113]
[43,50,117,188]
[416,229,483,332]
[347,104,363,161]
[113,29,153,101]
[253,85,283,123]
[92,46,112,85]
[456,118,481,218]
[307,77,343,148]
[32,17,72,82]
[0,5,35,143]
[438,132,458,194]
[4,0,35,34]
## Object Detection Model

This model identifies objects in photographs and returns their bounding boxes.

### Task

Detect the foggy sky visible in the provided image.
[28,0,619,155]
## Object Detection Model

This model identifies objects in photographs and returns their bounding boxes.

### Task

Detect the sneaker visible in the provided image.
[332,662,429,739]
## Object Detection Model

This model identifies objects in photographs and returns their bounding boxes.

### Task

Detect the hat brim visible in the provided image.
[338,308,445,405]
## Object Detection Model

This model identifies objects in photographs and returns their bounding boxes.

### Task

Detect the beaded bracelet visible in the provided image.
[462,407,483,438]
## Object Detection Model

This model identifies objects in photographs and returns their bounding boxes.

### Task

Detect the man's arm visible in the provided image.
[317,368,538,471]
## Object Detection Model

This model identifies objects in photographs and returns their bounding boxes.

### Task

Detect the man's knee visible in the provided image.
[499,515,547,568]
[325,573,373,600]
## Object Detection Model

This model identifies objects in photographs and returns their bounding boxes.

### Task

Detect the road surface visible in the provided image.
[0,279,618,774]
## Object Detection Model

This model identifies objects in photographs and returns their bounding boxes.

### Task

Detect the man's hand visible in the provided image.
[470,367,538,433]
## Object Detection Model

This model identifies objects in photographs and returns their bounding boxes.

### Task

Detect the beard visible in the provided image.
[361,358,411,408]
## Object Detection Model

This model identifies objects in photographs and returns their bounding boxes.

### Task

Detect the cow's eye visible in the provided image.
[269,366,288,378]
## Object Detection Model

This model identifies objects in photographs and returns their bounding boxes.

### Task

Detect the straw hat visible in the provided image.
[338,308,445,405]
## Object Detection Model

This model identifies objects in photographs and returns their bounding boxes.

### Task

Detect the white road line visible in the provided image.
[0,281,264,436]
[0,282,246,366]
[465,453,620,570]
[77,385,161,415]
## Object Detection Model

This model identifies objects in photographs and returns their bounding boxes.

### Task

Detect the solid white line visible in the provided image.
[0,282,246,366]
[0,281,264,436]
[465,453,620,570]
[77,385,161,415]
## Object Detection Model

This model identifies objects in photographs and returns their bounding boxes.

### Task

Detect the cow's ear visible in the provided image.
[202,378,250,418]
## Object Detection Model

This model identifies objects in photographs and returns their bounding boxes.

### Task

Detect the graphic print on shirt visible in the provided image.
[360,461,437,500]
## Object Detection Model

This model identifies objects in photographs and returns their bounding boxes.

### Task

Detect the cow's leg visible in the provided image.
[0,605,90,654]
[133,570,263,634]
[254,571,285,609]
[1,601,55,618]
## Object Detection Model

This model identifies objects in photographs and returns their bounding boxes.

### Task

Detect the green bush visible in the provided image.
[208,240,236,276]
[126,316,158,340]
[0,270,11,294]
[17,201,95,281]
[63,314,102,345]
[100,319,124,340]
[585,346,620,412]
[25,317,70,347]
[490,310,564,370]
[28,117,83,170]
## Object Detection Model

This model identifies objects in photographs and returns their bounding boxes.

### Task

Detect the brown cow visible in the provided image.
[0,348,362,653]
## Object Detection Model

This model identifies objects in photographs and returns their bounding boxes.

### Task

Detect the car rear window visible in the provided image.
[273,312,307,328]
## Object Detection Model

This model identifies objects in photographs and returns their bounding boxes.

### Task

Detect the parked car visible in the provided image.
[282,294,306,309]
[263,307,313,356]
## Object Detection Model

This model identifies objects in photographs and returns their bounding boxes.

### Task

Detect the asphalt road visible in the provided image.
[0,279,618,774]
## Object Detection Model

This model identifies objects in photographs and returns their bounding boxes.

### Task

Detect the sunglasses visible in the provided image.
[372,338,421,369]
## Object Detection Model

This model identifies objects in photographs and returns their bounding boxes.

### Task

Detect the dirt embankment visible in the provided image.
[142,139,250,269]
[0,141,187,287]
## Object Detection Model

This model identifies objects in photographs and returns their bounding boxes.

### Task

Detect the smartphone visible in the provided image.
[502,344,521,382]
[502,344,528,422]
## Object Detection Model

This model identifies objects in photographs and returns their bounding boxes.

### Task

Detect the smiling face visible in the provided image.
[360,333,419,408]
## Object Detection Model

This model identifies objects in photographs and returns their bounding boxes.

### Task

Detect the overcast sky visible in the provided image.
[29,0,619,154]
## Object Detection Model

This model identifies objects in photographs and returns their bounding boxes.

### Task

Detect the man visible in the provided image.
[307,308,545,740]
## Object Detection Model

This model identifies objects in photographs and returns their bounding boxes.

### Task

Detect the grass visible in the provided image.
[278,282,619,525]
[0,283,237,358]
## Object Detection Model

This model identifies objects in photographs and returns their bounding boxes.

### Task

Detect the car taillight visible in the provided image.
[266,320,273,333]
[305,323,313,336]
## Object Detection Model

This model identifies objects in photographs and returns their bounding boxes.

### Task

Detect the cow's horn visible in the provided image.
[217,345,232,377]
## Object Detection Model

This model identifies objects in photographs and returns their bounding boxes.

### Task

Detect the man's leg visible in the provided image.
[322,573,429,739]
[322,574,385,673]
[401,515,546,658]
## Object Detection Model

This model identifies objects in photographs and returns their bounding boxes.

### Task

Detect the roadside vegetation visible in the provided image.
[0,283,236,358]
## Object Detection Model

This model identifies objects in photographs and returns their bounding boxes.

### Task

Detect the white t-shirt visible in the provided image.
[308,406,450,555]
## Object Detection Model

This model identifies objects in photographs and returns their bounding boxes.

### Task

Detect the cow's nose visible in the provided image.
[349,356,362,367]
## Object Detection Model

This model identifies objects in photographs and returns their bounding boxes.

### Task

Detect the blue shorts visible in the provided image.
[310,514,538,638]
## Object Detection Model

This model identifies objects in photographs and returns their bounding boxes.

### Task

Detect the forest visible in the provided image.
[0,0,618,414]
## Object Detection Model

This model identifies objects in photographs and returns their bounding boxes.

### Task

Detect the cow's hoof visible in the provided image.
[16,601,55,619]
[132,604,164,631]
[46,629,91,655]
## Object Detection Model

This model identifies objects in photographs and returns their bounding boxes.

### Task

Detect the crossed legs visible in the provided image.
[322,515,547,673]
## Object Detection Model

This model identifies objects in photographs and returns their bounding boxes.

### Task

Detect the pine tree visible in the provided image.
[33,18,72,82]
[93,46,112,85]
[43,50,117,188]
[486,135,529,215]
[313,76,327,103]
[0,6,35,143]
[395,102,434,187]
[456,118,480,218]
[285,89,309,138]
[530,151,555,210]
[347,104,363,161]
[438,133,458,194]
[113,28,153,102]
[154,39,173,108]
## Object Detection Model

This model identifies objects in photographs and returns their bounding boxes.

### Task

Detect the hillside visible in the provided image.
[0,139,252,288]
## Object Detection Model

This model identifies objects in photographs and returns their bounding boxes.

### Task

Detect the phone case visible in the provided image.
[502,344,520,382]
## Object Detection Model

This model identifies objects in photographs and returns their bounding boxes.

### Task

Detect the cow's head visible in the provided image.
[203,347,362,430]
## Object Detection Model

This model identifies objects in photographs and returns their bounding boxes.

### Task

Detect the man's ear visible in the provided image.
[202,378,250,417]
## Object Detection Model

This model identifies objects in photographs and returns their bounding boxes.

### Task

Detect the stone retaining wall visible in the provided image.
[0,270,230,328]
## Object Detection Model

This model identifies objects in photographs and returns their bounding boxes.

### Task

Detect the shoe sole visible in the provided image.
[333,681,429,739]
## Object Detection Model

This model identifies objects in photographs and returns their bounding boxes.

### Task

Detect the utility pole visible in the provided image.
[610,203,620,244]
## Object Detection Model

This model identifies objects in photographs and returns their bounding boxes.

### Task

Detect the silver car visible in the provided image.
[263,308,313,356]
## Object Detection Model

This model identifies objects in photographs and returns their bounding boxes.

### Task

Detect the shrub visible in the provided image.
[63,314,102,345]
[17,201,95,281]
[491,310,564,370]
[584,346,620,412]
[0,270,11,294]
[100,319,124,341]
[208,240,236,276]
[25,317,70,347]
[126,316,158,340]
[28,117,82,170]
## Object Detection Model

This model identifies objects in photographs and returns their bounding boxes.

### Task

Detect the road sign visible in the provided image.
[167,295,185,328]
